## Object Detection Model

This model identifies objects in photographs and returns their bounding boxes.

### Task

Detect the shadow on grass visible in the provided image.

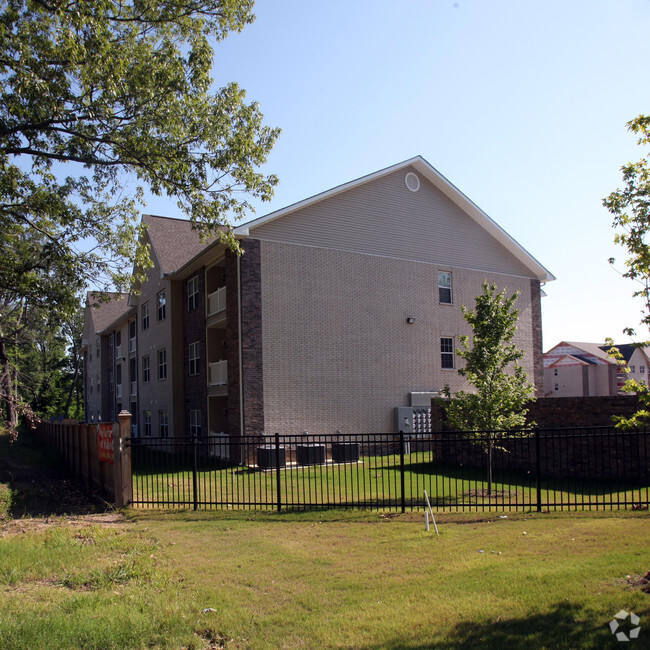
[0,427,110,518]
[369,602,624,649]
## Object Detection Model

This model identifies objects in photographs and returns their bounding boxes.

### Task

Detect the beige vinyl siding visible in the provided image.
[251,167,534,278]
[260,240,536,434]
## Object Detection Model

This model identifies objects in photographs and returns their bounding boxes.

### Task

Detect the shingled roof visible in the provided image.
[143,214,215,275]
[86,292,130,334]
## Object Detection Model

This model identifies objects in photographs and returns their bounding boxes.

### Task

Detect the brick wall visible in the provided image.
[431,395,641,430]
[427,395,647,481]
[260,239,539,435]
[183,268,207,435]
[226,240,264,436]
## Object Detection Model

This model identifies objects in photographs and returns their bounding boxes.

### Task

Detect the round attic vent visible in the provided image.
[405,172,420,192]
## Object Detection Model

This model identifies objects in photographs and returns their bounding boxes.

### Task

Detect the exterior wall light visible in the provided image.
[406,317,415,324]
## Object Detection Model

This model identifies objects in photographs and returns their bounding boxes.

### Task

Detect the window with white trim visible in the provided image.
[188,276,199,311]
[441,337,455,369]
[143,410,152,437]
[142,355,150,383]
[190,409,201,436]
[438,271,452,304]
[188,341,200,376]
[157,290,166,321]
[159,410,169,437]
[142,301,149,330]
[158,348,167,380]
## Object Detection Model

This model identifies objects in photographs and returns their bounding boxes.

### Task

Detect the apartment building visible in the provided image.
[544,341,650,396]
[82,156,554,437]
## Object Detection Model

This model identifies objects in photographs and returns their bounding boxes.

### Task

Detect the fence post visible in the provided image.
[192,432,199,511]
[114,411,133,508]
[275,433,282,512]
[535,427,542,512]
[399,431,406,513]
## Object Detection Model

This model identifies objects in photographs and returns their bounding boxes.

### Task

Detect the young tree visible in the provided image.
[1,0,279,433]
[443,282,535,495]
[603,115,650,428]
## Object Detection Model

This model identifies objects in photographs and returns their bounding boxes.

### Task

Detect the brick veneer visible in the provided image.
[428,395,647,480]
[431,395,641,430]
[182,268,207,434]
[530,279,544,396]
[226,240,264,436]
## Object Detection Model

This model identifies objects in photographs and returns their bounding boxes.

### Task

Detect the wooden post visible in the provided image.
[113,411,133,508]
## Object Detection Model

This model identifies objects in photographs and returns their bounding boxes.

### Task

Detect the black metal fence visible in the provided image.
[127,426,650,512]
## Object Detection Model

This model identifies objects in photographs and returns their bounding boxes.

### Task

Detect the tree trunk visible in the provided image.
[487,435,494,496]
[0,328,17,429]
[64,354,80,418]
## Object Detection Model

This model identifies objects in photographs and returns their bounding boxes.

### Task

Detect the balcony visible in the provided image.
[115,345,122,359]
[116,384,123,398]
[208,287,226,317]
[130,381,137,396]
[209,360,228,386]
[129,337,136,354]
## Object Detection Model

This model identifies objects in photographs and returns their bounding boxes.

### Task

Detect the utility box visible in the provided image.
[331,442,360,463]
[257,445,286,469]
[296,444,326,466]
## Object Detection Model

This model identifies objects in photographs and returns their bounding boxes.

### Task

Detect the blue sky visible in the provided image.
[141,0,650,351]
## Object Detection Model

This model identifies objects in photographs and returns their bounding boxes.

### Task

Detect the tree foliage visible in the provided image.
[0,0,279,433]
[443,282,534,431]
[442,282,535,495]
[604,118,650,429]
[604,115,650,338]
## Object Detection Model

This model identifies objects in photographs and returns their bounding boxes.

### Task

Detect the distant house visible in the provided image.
[82,156,554,437]
[543,341,650,397]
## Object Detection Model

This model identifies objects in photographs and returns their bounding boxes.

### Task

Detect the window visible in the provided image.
[158,348,167,380]
[96,338,100,358]
[438,271,452,304]
[190,409,202,436]
[157,290,166,321]
[128,320,137,352]
[142,355,150,383]
[143,410,152,436]
[89,376,93,393]
[441,337,454,369]
[96,373,100,392]
[641,366,646,375]
[188,276,199,311]
[554,368,559,376]
[188,341,200,376]
[159,410,169,437]
[554,383,559,391]
[142,301,149,330]
[630,365,636,374]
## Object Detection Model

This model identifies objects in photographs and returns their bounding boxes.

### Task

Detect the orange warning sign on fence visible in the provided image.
[98,424,114,464]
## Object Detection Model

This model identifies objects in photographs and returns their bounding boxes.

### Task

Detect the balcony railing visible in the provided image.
[116,384,123,398]
[115,345,122,359]
[130,381,137,396]
[208,287,226,317]
[129,337,136,353]
[209,360,228,386]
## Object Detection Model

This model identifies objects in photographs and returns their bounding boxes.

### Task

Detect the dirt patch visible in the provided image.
[0,449,112,520]
[621,571,650,594]
[0,512,128,538]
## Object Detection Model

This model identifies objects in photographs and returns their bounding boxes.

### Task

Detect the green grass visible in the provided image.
[3,509,649,649]
[2,427,649,648]
[131,449,650,512]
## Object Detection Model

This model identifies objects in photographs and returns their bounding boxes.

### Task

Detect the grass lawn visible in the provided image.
[1,508,649,648]
[131,448,650,512]
[1,428,649,648]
